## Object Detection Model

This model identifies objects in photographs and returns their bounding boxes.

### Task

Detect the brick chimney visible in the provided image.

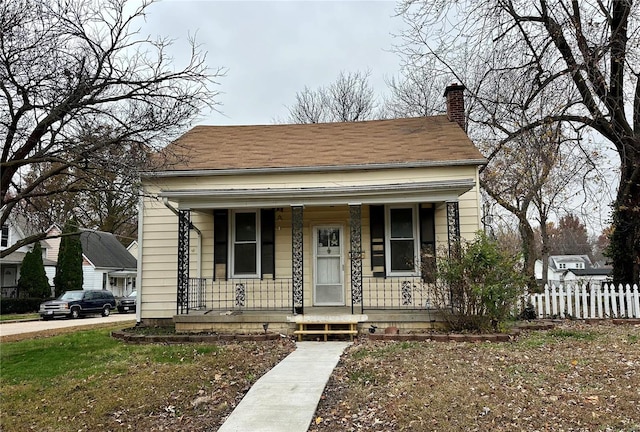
[444,83,466,131]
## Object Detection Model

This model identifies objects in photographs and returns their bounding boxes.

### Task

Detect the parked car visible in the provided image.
[117,291,137,313]
[39,290,116,320]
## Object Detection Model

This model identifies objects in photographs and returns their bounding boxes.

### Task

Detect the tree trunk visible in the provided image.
[540,216,550,287]
[610,145,640,285]
[518,216,538,290]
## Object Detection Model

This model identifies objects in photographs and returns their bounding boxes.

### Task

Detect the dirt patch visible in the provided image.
[309,321,640,431]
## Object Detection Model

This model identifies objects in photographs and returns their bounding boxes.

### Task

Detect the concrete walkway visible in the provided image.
[217,341,350,432]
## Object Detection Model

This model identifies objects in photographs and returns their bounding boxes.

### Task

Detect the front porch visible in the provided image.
[175,276,444,334]
[171,200,461,334]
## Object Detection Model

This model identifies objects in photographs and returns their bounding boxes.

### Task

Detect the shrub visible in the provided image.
[430,232,528,332]
[54,219,83,297]
[18,242,51,298]
[1,298,45,314]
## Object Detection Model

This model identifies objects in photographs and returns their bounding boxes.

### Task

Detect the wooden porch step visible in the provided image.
[293,330,358,335]
[294,322,359,342]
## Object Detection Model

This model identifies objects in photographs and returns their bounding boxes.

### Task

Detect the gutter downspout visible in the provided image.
[162,198,203,280]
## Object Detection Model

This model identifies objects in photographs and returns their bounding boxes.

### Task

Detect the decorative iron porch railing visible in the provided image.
[361,276,435,310]
[180,276,438,314]
[185,278,293,312]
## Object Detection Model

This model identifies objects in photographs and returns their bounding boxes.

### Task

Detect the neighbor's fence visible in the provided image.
[523,284,640,319]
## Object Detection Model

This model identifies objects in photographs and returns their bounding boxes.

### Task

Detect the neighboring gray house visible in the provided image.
[80,230,137,297]
[535,255,612,287]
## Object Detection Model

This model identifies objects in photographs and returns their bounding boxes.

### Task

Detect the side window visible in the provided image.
[1,224,9,248]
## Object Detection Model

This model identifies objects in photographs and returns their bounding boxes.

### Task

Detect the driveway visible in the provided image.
[0,313,136,339]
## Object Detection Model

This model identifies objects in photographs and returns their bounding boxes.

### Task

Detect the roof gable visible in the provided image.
[80,230,137,270]
[156,116,486,173]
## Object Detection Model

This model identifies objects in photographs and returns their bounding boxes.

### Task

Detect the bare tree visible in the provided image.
[397,0,640,283]
[285,70,377,123]
[287,86,329,124]
[1,0,224,257]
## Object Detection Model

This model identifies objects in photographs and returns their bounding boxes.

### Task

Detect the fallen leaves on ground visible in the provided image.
[2,339,295,432]
[309,322,640,432]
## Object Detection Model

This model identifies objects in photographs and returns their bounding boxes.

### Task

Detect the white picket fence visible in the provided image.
[524,284,640,319]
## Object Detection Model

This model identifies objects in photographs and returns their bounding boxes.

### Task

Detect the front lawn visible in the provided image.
[310,322,640,431]
[0,327,294,431]
[0,313,40,322]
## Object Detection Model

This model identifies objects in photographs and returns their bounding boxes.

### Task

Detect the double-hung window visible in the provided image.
[1,224,9,248]
[386,206,419,275]
[231,211,260,277]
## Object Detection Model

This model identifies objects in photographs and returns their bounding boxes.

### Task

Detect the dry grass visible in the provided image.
[1,328,294,432]
[310,322,640,432]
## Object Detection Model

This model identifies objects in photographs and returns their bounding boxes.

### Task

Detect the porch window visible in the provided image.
[231,211,260,277]
[386,206,419,275]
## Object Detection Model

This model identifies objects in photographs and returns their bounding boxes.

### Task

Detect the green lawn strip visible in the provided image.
[0,313,40,322]
[1,328,293,432]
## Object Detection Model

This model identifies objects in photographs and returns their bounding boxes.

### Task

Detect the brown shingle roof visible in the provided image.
[159,116,485,172]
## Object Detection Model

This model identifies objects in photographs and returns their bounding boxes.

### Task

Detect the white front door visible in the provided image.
[313,226,345,306]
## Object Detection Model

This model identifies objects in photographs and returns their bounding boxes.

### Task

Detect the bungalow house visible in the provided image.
[78,230,137,297]
[139,84,487,334]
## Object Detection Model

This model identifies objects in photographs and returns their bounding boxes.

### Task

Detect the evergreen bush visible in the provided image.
[54,219,83,297]
[18,242,51,298]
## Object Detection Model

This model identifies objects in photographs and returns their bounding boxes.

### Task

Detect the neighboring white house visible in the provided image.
[535,255,612,287]
[126,240,138,260]
[1,219,57,297]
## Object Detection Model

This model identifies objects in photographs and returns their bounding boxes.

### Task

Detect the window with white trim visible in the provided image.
[385,206,419,275]
[231,210,260,277]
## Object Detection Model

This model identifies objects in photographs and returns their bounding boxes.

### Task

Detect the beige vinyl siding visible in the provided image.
[139,165,482,318]
[140,197,179,319]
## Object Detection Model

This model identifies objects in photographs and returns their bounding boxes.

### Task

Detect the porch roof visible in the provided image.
[148,116,486,177]
[159,179,476,209]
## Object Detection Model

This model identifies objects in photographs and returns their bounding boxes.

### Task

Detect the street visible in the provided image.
[0,313,136,338]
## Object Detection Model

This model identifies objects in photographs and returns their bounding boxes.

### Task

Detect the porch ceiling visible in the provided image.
[158,179,476,209]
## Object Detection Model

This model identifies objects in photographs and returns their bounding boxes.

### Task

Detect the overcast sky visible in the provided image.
[140,1,404,126]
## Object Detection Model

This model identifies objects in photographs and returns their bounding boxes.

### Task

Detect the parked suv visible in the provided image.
[40,290,116,320]
[117,291,137,313]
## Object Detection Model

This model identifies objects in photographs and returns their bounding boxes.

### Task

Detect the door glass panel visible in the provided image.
[317,257,340,284]
[316,285,343,304]
[317,228,340,256]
